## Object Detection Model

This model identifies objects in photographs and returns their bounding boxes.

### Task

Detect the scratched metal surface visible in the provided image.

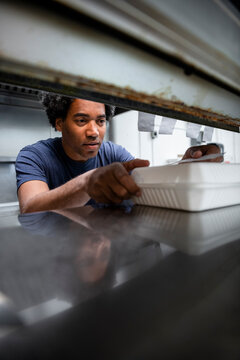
[0,0,239,132]
[0,204,239,359]
[57,0,240,92]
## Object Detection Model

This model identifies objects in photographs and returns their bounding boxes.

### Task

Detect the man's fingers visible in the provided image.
[95,180,136,204]
[182,144,222,162]
[190,150,203,159]
[123,158,149,172]
[87,163,141,204]
[112,179,140,199]
[97,186,123,204]
[113,164,141,196]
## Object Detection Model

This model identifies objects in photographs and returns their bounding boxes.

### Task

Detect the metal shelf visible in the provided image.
[0,0,239,132]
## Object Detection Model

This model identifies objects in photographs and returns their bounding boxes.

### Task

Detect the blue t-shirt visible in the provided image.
[16,138,134,193]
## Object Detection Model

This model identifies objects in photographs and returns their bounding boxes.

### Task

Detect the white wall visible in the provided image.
[111,110,190,166]
[1,102,239,164]
[0,104,61,158]
[111,110,240,165]
[212,128,240,163]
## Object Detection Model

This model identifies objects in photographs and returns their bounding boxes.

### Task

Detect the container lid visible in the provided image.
[131,163,240,185]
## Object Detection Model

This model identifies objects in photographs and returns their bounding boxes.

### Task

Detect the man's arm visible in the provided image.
[18,159,149,214]
[18,170,92,213]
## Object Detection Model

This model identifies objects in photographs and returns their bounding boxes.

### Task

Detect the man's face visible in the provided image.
[56,99,106,161]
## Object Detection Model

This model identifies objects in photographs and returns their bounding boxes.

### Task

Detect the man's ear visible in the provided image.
[55,118,63,132]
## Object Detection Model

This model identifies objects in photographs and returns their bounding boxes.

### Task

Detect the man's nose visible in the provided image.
[86,120,99,137]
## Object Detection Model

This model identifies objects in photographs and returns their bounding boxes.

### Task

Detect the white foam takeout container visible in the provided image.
[131,163,240,212]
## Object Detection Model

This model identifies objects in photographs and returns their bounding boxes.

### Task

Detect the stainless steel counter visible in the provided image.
[0,203,239,359]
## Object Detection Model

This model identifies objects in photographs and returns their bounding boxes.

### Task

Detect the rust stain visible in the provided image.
[73,76,240,128]
[0,58,239,131]
[36,60,50,68]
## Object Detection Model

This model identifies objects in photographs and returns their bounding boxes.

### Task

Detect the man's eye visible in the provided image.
[97,119,106,126]
[76,119,87,125]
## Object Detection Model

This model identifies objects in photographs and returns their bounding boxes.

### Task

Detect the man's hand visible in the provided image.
[182,144,223,162]
[85,159,149,204]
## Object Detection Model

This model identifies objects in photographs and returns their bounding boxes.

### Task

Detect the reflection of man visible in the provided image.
[16,94,221,213]
[19,210,112,286]
[76,232,111,283]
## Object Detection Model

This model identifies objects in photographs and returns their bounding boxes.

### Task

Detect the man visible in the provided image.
[16,94,221,214]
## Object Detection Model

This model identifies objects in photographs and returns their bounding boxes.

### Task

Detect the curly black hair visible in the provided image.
[40,93,115,130]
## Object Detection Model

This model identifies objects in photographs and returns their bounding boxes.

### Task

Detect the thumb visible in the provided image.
[190,150,203,159]
[123,158,150,172]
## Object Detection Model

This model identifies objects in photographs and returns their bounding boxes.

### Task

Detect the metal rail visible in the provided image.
[0,0,239,132]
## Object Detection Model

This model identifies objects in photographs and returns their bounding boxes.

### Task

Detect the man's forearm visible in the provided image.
[19,159,149,214]
[19,170,94,214]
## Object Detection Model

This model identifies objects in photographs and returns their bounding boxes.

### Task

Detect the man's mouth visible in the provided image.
[83,142,100,150]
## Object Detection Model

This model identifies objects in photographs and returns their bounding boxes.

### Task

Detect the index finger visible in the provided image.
[123,159,150,172]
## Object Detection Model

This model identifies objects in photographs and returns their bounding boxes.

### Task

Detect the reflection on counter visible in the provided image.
[0,205,239,359]
[50,203,240,256]
[131,204,240,255]
[0,204,239,334]
[0,208,162,331]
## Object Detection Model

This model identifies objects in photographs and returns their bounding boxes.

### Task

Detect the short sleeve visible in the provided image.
[15,148,48,191]
[114,144,134,162]
[104,142,134,163]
